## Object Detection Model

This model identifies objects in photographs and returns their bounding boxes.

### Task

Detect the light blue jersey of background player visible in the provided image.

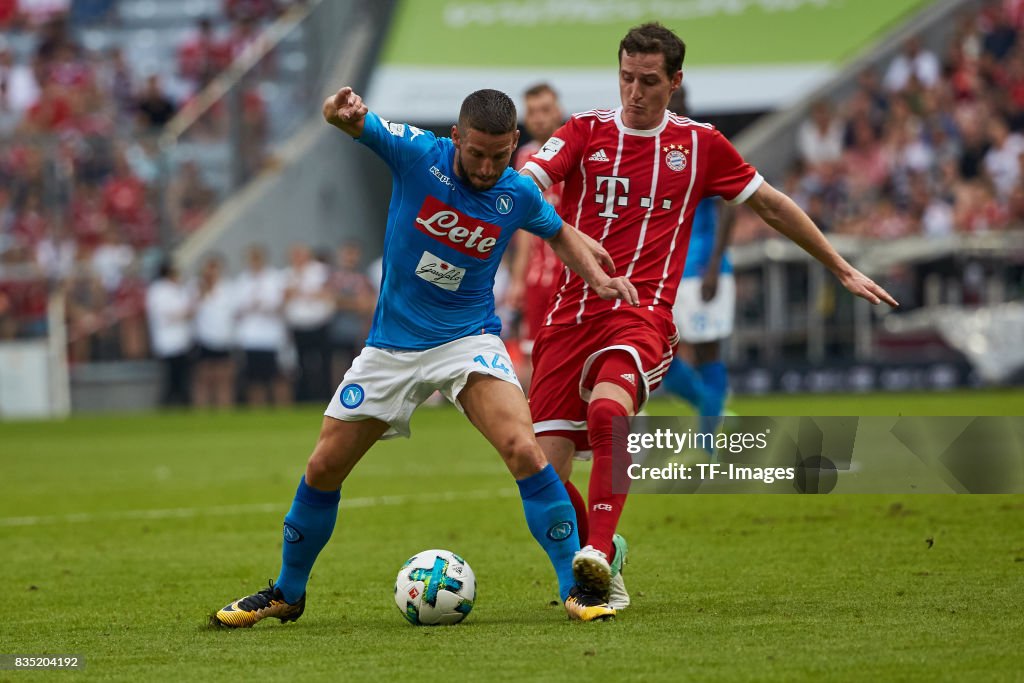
[683,198,731,279]
[664,196,734,441]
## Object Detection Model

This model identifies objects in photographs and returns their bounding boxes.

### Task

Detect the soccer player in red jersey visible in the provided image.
[508,83,567,390]
[521,23,898,610]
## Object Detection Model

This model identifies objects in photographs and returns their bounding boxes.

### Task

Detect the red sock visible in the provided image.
[564,479,589,546]
[586,397,630,558]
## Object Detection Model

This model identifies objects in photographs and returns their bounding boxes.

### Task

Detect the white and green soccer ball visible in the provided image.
[394,549,476,625]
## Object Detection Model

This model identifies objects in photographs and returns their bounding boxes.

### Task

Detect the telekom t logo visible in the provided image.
[595,175,630,218]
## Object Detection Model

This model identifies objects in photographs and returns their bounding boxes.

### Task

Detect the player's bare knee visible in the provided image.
[498,433,546,477]
[552,457,573,482]
[694,341,720,365]
[305,428,349,485]
[538,440,574,481]
[305,450,341,488]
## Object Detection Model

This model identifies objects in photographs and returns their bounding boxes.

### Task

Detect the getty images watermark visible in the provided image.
[624,426,794,484]
[611,416,1024,494]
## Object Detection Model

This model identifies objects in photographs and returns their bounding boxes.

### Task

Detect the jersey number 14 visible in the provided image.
[474,353,512,376]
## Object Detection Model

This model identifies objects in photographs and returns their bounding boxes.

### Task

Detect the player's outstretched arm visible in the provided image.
[323,86,368,138]
[745,183,899,308]
[547,223,638,306]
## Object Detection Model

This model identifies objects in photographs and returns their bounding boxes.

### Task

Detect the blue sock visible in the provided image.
[698,361,728,437]
[662,358,704,410]
[516,464,580,602]
[275,476,341,603]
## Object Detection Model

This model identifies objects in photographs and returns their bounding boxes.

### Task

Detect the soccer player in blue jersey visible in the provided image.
[663,196,736,439]
[212,86,638,626]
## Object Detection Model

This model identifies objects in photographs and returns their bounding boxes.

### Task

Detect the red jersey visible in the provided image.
[521,107,761,328]
[513,141,565,292]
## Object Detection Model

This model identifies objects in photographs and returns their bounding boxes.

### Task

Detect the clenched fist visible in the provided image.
[323,86,368,136]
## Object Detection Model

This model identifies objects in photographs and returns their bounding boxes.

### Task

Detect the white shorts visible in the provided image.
[324,334,521,439]
[673,273,735,343]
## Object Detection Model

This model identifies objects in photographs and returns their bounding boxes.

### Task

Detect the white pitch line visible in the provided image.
[0,488,519,528]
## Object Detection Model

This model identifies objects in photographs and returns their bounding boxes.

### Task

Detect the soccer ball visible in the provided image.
[394,549,476,625]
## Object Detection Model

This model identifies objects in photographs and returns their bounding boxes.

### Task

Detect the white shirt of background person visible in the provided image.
[235,266,287,351]
[283,252,333,331]
[91,238,135,292]
[922,199,955,238]
[35,232,76,280]
[983,130,1024,198]
[195,277,238,352]
[796,103,843,167]
[146,275,194,359]
[0,50,41,113]
[883,40,941,92]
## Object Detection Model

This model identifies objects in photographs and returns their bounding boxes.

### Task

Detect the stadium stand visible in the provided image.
[720,0,1024,390]
[736,1,1024,243]
[0,0,387,413]
[1,0,1020,414]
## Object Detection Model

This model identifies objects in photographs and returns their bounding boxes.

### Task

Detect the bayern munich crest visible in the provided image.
[664,143,688,172]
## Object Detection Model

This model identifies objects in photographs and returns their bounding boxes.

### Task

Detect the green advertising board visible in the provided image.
[367,0,933,120]
[382,0,932,67]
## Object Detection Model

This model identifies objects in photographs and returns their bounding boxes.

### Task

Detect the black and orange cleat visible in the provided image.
[564,585,616,622]
[211,581,305,628]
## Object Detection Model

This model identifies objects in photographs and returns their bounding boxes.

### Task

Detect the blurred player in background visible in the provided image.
[507,83,565,390]
[663,197,735,438]
[213,85,639,628]
[145,259,194,406]
[662,87,737,440]
[520,22,898,611]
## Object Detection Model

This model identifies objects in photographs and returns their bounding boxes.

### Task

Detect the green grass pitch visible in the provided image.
[2,390,1023,681]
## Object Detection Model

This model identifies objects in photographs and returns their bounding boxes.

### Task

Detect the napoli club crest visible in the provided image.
[340,383,365,409]
[664,144,688,172]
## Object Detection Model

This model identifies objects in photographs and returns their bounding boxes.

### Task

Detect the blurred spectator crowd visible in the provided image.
[145,241,375,408]
[7,0,1024,381]
[735,1,1024,243]
[0,0,301,348]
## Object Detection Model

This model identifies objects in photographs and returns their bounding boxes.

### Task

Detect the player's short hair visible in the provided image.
[458,89,517,135]
[523,82,558,100]
[619,22,686,77]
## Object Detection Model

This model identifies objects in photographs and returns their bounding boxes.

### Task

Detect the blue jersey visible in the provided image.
[356,112,562,350]
[682,198,733,279]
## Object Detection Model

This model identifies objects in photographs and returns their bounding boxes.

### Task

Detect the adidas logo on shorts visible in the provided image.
[588,149,610,162]
[620,373,636,385]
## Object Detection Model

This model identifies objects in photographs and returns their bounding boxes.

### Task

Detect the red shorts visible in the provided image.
[528,308,677,448]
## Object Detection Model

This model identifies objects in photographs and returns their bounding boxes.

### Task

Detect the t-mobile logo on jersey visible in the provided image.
[595,175,630,218]
[414,195,501,259]
[595,175,675,218]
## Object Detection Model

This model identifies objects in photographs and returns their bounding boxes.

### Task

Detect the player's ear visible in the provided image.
[451,125,460,147]
[672,70,683,91]
[512,129,520,147]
